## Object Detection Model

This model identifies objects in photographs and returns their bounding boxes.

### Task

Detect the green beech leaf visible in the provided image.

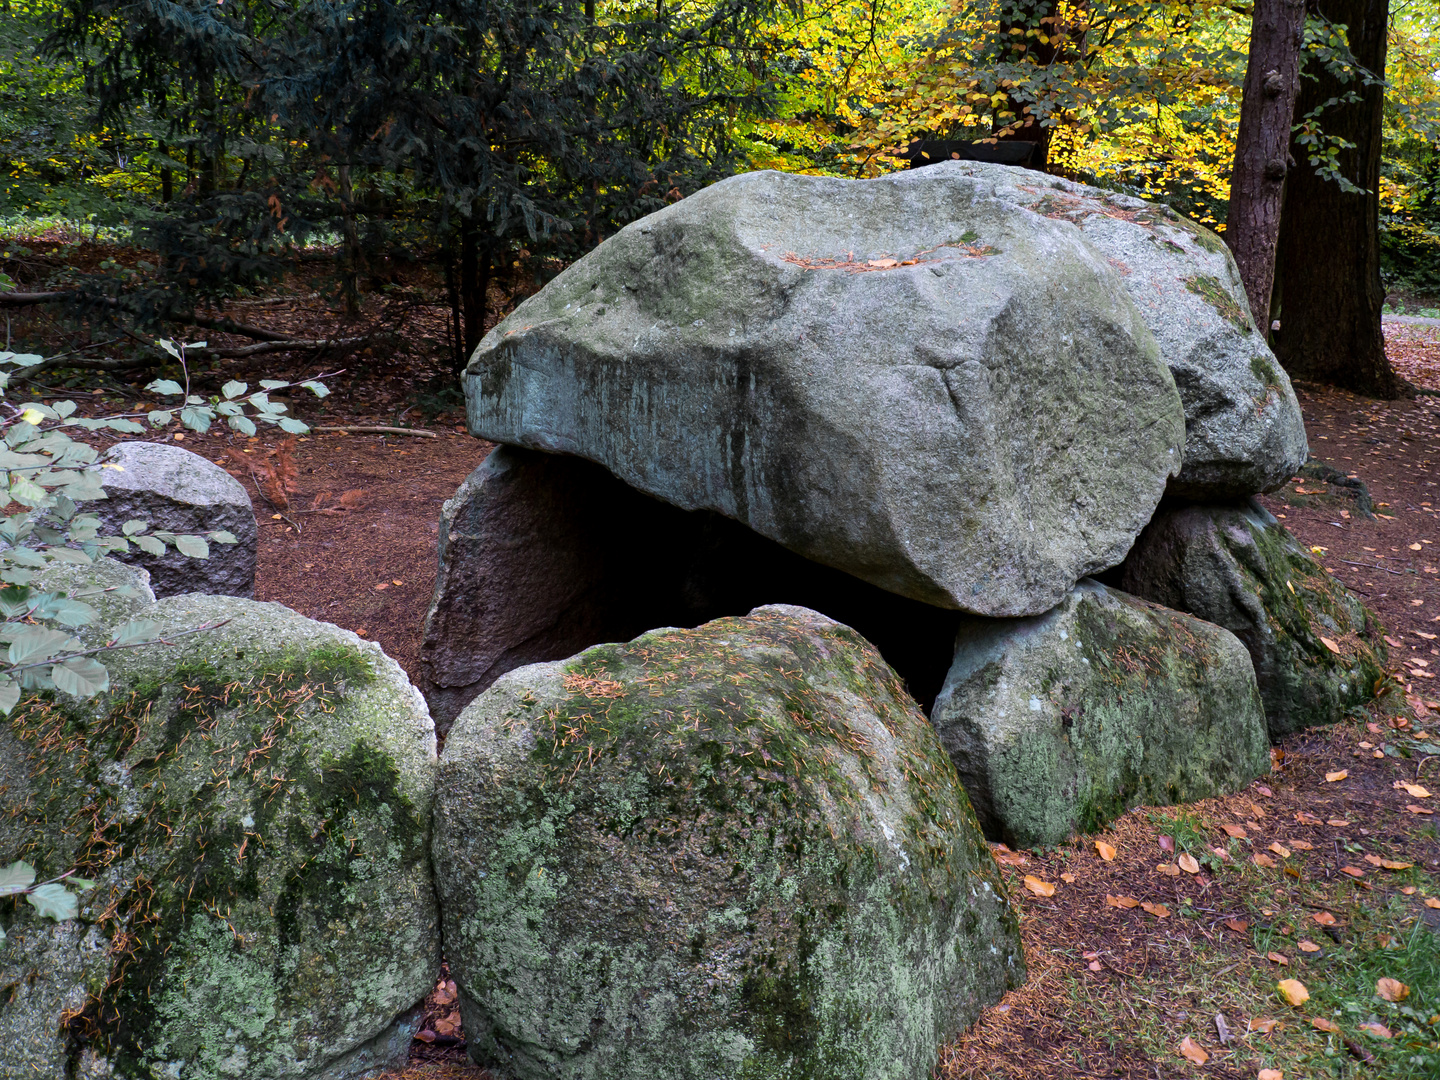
[133,534,166,557]
[122,519,149,536]
[208,530,239,545]
[0,677,18,714]
[52,656,109,698]
[277,417,309,434]
[110,618,159,646]
[222,381,248,399]
[0,860,36,896]
[301,380,330,398]
[227,415,257,437]
[26,883,79,921]
[148,410,174,427]
[146,378,184,396]
[173,535,209,559]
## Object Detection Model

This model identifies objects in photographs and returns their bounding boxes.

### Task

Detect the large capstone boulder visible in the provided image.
[465,167,1186,616]
[433,605,1023,1080]
[421,446,963,733]
[931,580,1270,848]
[96,441,258,598]
[946,162,1307,498]
[1,595,438,1080]
[1114,500,1387,736]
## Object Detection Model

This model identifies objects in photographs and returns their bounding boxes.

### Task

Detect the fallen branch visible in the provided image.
[190,336,371,359]
[1338,559,1405,576]
[0,290,74,306]
[0,290,333,346]
[315,425,438,438]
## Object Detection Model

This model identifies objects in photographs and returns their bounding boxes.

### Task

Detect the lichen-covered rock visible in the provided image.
[947,161,1307,498]
[1,595,438,1080]
[466,166,1185,616]
[433,605,1023,1080]
[932,580,1270,848]
[30,556,156,647]
[1114,500,1387,736]
[97,441,258,598]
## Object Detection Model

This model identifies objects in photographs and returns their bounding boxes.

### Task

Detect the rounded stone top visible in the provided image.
[99,440,251,507]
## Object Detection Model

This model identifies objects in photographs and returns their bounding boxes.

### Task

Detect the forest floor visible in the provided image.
[5,250,1440,1079]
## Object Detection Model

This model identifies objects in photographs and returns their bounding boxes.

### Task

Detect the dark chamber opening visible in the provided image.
[420,447,963,731]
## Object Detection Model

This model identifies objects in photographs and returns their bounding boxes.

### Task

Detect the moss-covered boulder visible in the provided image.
[932,581,1270,848]
[29,556,156,647]
[433,604,1023,1080]
[1115,500,1388,736]
[1,595,439,1080]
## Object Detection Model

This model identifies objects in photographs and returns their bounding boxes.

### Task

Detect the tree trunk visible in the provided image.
[993,0,1058,170]
[337,163,362,316]
[458,219,492,370]
[1226,0,1305,332]
[1272,0,1407,398]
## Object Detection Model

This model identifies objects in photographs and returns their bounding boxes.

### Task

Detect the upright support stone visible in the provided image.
[932,581,1271,847]
[1114,499,1388,735]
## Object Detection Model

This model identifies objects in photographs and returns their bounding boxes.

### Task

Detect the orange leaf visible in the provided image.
[1023,875,1055,897]
[1095,840,1117,861]
[1327,818,1350,827]
[1269,842,1291,858]
[1222,823,1247,838]
[1407,804,1434,815]
[1224,918,1249,933]
[1253,853,1277,869]
[1359,1021,1392,1039]
[1381,859,1414,870]
[1106,894,1140,909]
[1425,898,1440,909]
[1289,839,1314,851]
[1060,872,1076,883]
[1363,854,1383,867]
[1320,636,1342,654]
[1311,1016,1340,1033]
[1266,951,1289,965]
[1258,1070,1283,1080]
[1312,911,1337,926]
[1298,939,1321,952]
[1249,1016,1279,1034]
[1397,781,1432,798]
[1277,978,1309,1006]
[1325,770,1348,782]
[1178,853,1200,874]
[1141,901,1171,918]
[1376,977,1409,1002]
[1178,1036,1208,1065]
[1156,862,1181,877]
[1339,865,1366,878]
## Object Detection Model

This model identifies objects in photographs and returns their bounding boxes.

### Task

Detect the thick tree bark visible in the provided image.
[992,0,1062,170]
[1227,0,1305,331]
[1273,0,1407,398]
[458,219,492,370]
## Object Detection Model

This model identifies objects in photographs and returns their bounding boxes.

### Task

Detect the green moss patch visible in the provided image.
[1184,274,1253,333]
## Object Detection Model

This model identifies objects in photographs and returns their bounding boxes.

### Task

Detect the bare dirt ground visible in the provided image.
[5,251,1439,1078]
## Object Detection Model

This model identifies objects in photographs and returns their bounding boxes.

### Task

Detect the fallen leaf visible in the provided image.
[1402,885,1417,895]
[1290,840,1314,851]
[1312,911,1337,926]
[1159,834,1175,852]
[1325,770,1349,782]
[1407,804,1434,815]
[1295,811,1322,825]
[1358,1021,1392,1039]
[1339,866,1366,878]
[1095,840,1117,861]
[1266,951,1290,965]
[1397,781,1432,798]
[1211,845,1231,861]
[1157,862,1181,877]
[992,844,1028,866]
[1363,854,1383,867]
[1254,784,1274,797]
[374,582,389,590]
[1253,853,1277,868]
[1385,635,1405,647]
[1298,939,1321,952]
[1060,872,1076,884]
[1320,636,1342,654]
[1381,858,1414,870]
[1258,1070,1283,1080]
[1106,894,1140,908]
[413,1028,436,1043]
[1224,918,1250,933]
[1311,1016,1341,1033]
[1087,960,1102,971]
[1141,901,1171,918]
[1425,898,1440,909]
[866,258,900,268]
[1179,853,1200,874]
[1377,977,1409,1002]
[1277,978,1310,1006]
[1023,875,1055,897]
[1269,842,1291,858]
[1412,543,1424,551]
[1178,1036,1209,1065]
[1249,1016,1279,1034]
[1327,818,1351,827]
[1222,824,1247,838]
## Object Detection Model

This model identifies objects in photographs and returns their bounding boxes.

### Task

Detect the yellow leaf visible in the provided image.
[1253,853,1277,869]
[1311,1016,1340,1032]
[1060,872,1076,883]
[1178,853,1200,874]
[1320,636,1342,654]
[1325,770,1348,782]
[1425,898,1440,909]
[1397,781,1432,798]
[1141,901,1171,918]
[1105,894,1139,908]
[1377,977,1409,1002]
[1156,862,1181,877]
[1364,854,1383,866]
[1269,843,1291,858]
[1095,840,1117,861]
[1277,979,1309,1006]
[1178,1036,1209,1065]
[1023,875,1055,897]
